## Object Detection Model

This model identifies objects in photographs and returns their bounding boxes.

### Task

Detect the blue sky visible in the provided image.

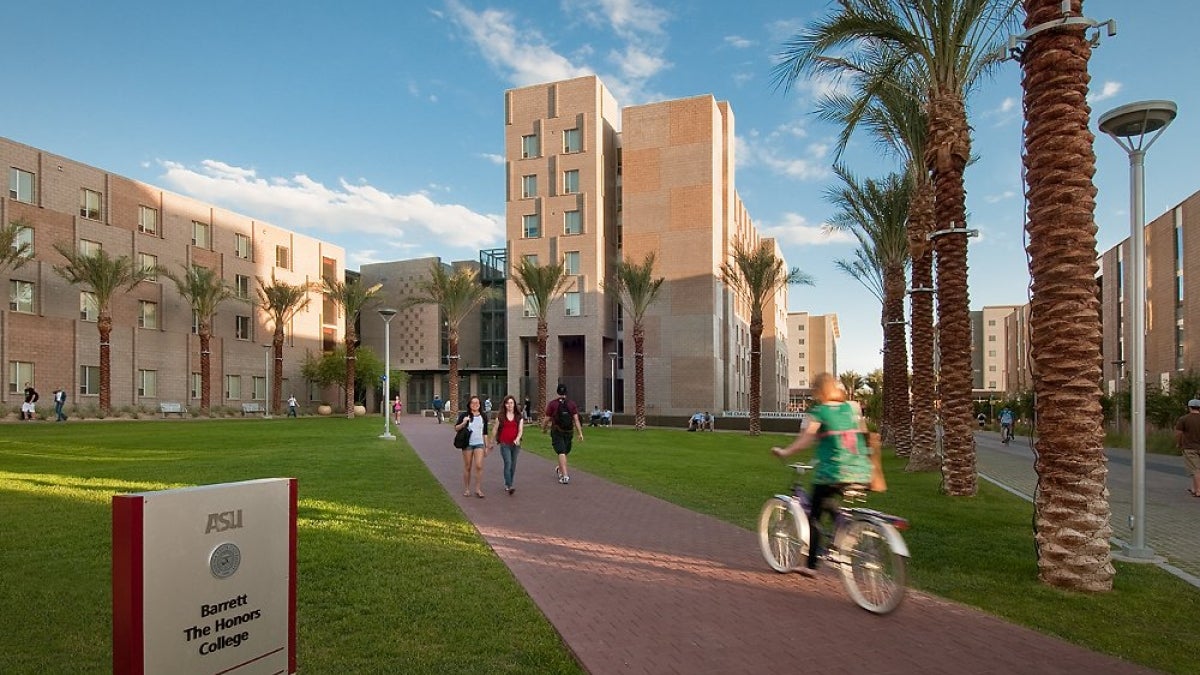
[5,1,1198,374]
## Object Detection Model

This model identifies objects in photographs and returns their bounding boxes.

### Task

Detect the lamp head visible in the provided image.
[378,308,398,321]
[1098,100,1177,146]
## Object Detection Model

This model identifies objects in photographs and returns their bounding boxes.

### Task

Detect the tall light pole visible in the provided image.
[378,308,397,440]
[608,351,618,412]
[1099,100,1176,560]
[263,345,272,419]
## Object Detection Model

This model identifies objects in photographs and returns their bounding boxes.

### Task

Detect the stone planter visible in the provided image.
[317,404,332,416]
[353,405,367,417]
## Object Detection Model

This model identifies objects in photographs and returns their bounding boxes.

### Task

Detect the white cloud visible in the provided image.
[984,190,1016,204]
[444,1,591,87]
[736,132,830,182]
[758,213,852,246]
[479,152,505,165]
[610,44,669,81]
[565,0,669,38]
[724,35,754,49]
[158,159,503,252]
[999,97,1016,113]
[1088,80,1122,104]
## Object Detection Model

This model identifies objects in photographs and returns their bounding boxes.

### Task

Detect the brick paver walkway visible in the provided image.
[398,417,1154,674]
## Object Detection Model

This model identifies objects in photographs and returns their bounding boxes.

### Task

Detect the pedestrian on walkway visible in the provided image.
[21,382,39,421]
[433,395,444,423]
[392,396,403,424]
[1175,398,1200,497]
[543,384,583,484]
[53,388,67,421]
[491,395,524,495]
[287,394,298,417]
[455,395,491,498]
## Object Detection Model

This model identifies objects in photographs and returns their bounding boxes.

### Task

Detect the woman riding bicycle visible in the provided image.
[772,372,873,574]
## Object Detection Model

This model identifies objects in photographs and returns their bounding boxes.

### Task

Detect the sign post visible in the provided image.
[112,478,297,675]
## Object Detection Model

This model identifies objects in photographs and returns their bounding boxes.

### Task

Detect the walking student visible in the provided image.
[287,394,298,417]
[392,396,403,425]
[491,395,525,495]
[21,382,39,421]
[455,395,491,498]
[543,384,583,484]
[1176,398,1200,497]
[53,388,67,422]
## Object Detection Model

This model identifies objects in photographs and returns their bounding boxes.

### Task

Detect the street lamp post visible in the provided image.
[1099,100,1177,561]
[263,345,272,419]
[378,308,397,440]
[608,351,618,412]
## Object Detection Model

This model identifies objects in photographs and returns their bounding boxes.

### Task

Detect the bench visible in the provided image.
[159,402,185,418]
[241,402,265,416]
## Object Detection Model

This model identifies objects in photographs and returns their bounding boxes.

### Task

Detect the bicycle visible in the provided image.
[758,462,911,614]
[1001,424,1014,444]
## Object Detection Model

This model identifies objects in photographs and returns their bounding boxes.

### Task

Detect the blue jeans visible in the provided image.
[500,443,520,488]
[55,401,66,421]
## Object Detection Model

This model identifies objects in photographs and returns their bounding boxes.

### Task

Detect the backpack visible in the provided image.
[552,400,574,433]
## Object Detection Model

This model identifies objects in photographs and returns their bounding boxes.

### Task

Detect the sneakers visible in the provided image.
[555,466,563,479]
[558,475,570,484]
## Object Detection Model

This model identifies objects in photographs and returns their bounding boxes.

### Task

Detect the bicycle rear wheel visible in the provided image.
[837,518,907,614]
[757,498,807,572]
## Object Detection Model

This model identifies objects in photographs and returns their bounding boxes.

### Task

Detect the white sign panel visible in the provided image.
[113,478,297,675]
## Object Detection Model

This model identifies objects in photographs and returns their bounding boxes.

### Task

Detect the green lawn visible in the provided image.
[0,418,581,674]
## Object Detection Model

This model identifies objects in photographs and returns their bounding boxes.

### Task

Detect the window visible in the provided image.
[322,327,337,353]
[798,338,806,346]
[988,319,996,327]
[191,310,201,335]
[9,361,34,394]
[522,214,540,238]
[523,294,537,318]
[235,233,251,259]
[564,251,580,275]
[236,315,252,340]
[521,134,539,159]
[252,376,267,400]
[987,335,996,342]
[80,189,102,220]
[79,365,99,396]
[564,292,580,316]
[563,169,580,194]
[79,239,102,256]
[563,128,581,153]
[522,254,538,267]
[138,301,158,329]
[564,210,582,235]
[12,224,33,258]
[225,374,242,400]
[80,291,98,321]
[235,274,251,299]
[191,373,202,400]
[9,168,35,203]
[988,350,996,357]
[988,380,997,389]
[988,365,997,372]
[275,245,290,269]
[137,369,157,397]
[9,280,34,313]
[138,205,158,235]
[521,175,537,199]
[192,221,210,248]
[139,253,158,281]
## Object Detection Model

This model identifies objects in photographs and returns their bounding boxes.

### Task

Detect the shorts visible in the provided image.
[21,402,35,414]
[551,432,573,456]
[1183,448,1200,475]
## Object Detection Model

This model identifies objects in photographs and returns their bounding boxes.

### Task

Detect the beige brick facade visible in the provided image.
[2,136,344,411]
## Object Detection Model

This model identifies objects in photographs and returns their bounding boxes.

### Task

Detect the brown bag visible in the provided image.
[867,432,887,492]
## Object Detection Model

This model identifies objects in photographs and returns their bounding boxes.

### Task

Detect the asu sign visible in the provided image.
[112,478,297,675]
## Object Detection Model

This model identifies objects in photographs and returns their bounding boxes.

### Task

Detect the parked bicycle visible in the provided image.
[758,462,910,614]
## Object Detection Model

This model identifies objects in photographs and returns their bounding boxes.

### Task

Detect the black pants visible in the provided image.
[807,483,844,570]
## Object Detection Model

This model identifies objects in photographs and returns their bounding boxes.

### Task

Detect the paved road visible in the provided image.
[975,432,1199,584]
[398,417,1155,674]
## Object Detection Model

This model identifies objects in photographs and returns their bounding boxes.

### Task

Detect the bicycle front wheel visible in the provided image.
[758,497,807,572]
[837,518,907,614]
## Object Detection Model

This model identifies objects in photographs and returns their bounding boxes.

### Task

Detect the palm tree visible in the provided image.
[775,0,1019,494]
[257,274,314,416]
[1020,0,1112,591]
[403,261,497,418]
[1,219,33,273]
[511,257,573,422]
[53,243,154,414]
[827,167,912,454]
[839,371,865,401]
[321,277,380,418]
[166,265,236,414]
[816,62,940,471]
[604,252,665,430]
[720,238,813,436]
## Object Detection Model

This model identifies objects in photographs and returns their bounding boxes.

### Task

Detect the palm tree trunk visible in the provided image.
[906,177,939,471]
[536,320,548,421]
[98,316,113,414]
[926,93,976,496]
[883,264,911,455]
[199,326,212,414]
[749,321,762,436]
[633,324,646,430]
[273,328,285,416]
[1023,0,1112,591]
[344,328,357,419]
[448,332,460,419]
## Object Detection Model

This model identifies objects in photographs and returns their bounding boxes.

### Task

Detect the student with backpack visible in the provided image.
[543,383,583,484]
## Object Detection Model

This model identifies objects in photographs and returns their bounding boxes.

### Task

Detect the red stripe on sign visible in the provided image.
[112,494,145,675]
[288,478,298,674]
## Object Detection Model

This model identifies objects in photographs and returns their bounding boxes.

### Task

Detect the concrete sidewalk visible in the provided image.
[976,432,1200,584]
[397,416,1153,674]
